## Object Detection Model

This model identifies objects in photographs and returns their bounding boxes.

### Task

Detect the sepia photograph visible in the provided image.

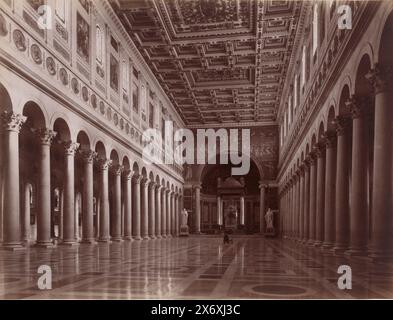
[0,0,392,310]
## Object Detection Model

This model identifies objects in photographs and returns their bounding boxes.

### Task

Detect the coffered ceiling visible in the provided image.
[109,0,302,127]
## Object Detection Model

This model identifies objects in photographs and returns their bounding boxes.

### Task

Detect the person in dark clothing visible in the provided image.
[223,231,232,244]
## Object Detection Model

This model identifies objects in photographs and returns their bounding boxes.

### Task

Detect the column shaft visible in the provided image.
[315,146,326,246]
[112,165,123,241]
[308,155,317,245]
[303,161,310,242]
[367,67,393,258]
[81,151,96,243]
[123,171,132,240]
[62,142,79,245]
[333,117,350,253]
[323,136,336,249]
[155,186,162,238]
[148,182,156,238]
[98,159,111,242]
[195,186,201,233]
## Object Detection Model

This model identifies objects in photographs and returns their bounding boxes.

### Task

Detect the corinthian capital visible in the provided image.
[346,96,369,119]
[63,141,80,156]
[333,116,350,136]
[111,164,124,176]
[80,150,97,164]
[97,158,112,170]
[1,111,26,132]
[33,128,57,145]
[365,64,393,94]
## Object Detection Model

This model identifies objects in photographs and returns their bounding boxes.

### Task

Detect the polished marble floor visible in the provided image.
[0,236,392,299]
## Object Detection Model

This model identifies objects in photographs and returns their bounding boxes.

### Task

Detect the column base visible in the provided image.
[345,247,369,257]
[60,240,79,247]
[321,242,334,250]
[367,250,393,262]
[2,243,26,251]
[156,235,162,239]
[149,236,157,240]
[142,236,150,240]
[81,239,97,245]
[166,234,172,238]
[111,237,123,242]
[332,245,349,256]
[97,238,111,243]
[123,236,133,241]
[313,241,323,247]
[132,236,142,241]
[35,241,56,248]
[307,240,315,246]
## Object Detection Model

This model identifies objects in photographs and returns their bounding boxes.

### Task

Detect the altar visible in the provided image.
[217,177,246,233]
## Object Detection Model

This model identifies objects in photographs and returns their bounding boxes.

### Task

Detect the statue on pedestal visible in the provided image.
[265,208,275,233]
[179,209,189,237]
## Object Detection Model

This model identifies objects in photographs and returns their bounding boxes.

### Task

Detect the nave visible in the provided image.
[0,237,392,299]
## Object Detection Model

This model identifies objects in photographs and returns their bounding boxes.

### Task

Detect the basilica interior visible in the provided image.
[0,0,393,299]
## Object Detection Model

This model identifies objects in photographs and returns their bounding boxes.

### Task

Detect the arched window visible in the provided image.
[122,59,128,90]
[96,25,103,63]
[312,3,318,56]
[56,0,66,22]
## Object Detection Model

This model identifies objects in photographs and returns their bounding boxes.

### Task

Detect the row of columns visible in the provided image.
[194,182,267,233]
[280,66,393,259]
[0,112,183,249]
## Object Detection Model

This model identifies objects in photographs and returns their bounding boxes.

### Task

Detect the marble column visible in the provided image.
[62,141,79,246]
[166,190,171,237]
[315,143,326,247]
[333,116,351,254]
[288,181,293,238]
[291,177,295,239]
[295,172,301,240]
[34,128,56,247]
[259,183,266,234]
[148,181,156,239]
[291,177,297,239]
[98,159,112,242]
[161,187,167,237]
[174,194,178,236]
[240,195,245,226]
[155,184,162,238]
[176,194,180,236]
[308,153,317,245]
[299,167,305,241]
[217,196,222,226]
[132,174,142,240]
[194,184,201,233]
[171,192,176,236]
[22,183,32,243]
[1,112,26,250]
[123,170,132,240]
[111,165,123,242]
[346,97,369,255]
[81,150,97,244]
[366,66,393,259]
[303,159,311,243]
[322,133,336,249]
[140,177,149,240]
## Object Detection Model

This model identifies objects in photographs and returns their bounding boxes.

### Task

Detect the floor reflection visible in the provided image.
[0,237,392,299]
